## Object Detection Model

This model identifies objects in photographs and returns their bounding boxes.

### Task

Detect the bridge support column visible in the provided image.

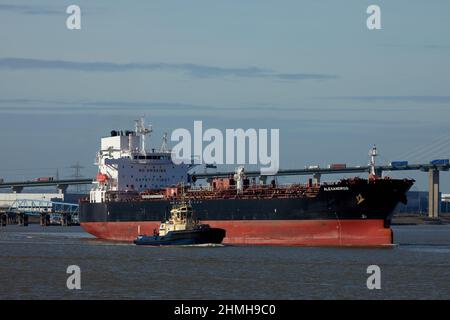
[61,213,71,226]
[17,213,28,226]
[8,213,16,225]
[40,212,49,226]
[313,173,321,185]
[12,186,23,193]
[428,169,440,219]
[57,184,68,194]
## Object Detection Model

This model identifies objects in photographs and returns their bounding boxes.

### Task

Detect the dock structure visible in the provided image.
[2,199,79,227]
[0,208,7,226]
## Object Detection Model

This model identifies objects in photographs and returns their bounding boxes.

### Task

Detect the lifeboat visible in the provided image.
[96,173,108,183]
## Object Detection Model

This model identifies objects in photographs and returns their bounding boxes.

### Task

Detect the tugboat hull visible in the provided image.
[134,227,226,246]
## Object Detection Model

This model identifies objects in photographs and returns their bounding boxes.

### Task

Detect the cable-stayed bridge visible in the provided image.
[1,138,450,219]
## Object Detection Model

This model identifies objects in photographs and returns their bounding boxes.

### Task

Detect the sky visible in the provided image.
[0,0,450,192]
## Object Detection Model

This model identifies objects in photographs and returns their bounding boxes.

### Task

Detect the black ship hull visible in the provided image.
[80,178,414,246]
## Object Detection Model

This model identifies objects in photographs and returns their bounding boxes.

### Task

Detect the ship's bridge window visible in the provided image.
[146,155,158,160]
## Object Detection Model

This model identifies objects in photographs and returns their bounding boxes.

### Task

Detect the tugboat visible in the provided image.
[134,197,226,246]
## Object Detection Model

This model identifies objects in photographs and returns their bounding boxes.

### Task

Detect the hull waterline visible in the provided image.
[81,219,393,246]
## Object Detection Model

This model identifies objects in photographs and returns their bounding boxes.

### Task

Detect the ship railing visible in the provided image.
[188,186,213,192]
[183,184,321,200]
[100,183,323,202]
[105,190,141,202]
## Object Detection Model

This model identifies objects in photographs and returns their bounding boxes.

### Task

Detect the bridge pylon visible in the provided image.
[12,186,23,193]
[428,168,440,218]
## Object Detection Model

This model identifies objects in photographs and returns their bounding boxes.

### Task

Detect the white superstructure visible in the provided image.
[90,119,191,203]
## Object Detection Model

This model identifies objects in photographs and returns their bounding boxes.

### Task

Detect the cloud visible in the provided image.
[381,43,450,51]
[276,73,338,81]
[0,4,60,15]
[326,96,450,103]
[422,44,450,50]
[0,98,288,112]
[0,98,340,116]
[0,57,338,81]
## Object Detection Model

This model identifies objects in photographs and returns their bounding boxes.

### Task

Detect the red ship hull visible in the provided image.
[81,219,393,246]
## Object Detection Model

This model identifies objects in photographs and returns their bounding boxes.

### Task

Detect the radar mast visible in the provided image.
[134,117,152,154]
[369,145,378,177]
[160,132,170,153]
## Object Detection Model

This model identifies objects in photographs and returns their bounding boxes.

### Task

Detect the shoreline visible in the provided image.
[392,213,450,225]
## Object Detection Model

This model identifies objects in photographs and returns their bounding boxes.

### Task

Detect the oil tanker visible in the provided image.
[79,120,414,246]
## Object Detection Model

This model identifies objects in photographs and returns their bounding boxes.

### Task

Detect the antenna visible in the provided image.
[70,161,84,192]
[369,145,378,177]
[160,132,170,153]
[134,117,152,154]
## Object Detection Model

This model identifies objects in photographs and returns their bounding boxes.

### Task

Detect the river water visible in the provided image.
[0,224,449,299]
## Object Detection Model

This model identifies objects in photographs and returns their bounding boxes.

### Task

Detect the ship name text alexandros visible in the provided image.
[323,186,350,191]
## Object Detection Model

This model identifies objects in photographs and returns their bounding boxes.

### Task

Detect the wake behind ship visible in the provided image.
[79,119,414,246]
